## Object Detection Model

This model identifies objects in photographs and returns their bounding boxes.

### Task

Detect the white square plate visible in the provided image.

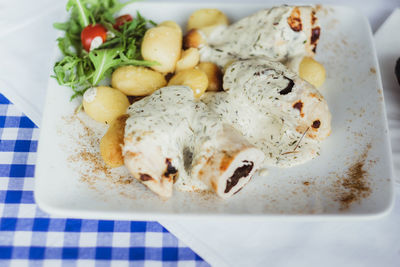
[35,2,394,220]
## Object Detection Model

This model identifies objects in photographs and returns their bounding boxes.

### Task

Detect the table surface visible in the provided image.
[1,0,399,266]
[0,94,209,266]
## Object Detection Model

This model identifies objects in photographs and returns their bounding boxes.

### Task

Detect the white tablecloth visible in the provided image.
[1,1,399,266]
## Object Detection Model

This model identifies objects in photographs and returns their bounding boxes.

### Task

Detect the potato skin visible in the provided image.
[83,86,130,124]
[159,20,182,35]
[100,114,128,168]
[196,62,222,91]
[168,68,208,98]
[111,66,167,96]
[176,48,200,72]
[187,9,229,34]
[183,29,206,49]
[141,25,182,73]
[299,57,326,88]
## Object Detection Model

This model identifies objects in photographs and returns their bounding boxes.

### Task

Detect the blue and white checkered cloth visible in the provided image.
[0,94,209,266]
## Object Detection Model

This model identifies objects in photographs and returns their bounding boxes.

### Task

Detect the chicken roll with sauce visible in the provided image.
[203,58,331,167]
[194,6,320,71]
[123,86,265,199]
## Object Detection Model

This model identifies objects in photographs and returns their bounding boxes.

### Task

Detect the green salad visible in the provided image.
[53,0,157,100]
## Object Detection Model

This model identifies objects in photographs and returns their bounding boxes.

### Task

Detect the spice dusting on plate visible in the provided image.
[64,114,133,189]
[335,144,372,210]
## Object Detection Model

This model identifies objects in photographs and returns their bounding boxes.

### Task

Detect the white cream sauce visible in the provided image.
[124,86,222,191]
[202,59,321,167]
[199,6,311,71]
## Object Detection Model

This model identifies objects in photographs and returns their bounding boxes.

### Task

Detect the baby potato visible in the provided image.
[299,57,326,88]
[141,25,182,73]
[83,86,130,124]
[111,66,167,96]
[187,9,229,36]
[183,29,207,49]
[100,114,128,168]
[196,62,222,91]
[168,68,208,98]
[159,20,182,35]
[176,48,200,72]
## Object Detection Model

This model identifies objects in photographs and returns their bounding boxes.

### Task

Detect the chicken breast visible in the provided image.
[197,6,320,71]
[123,86,265,198]
[203,58,331,167]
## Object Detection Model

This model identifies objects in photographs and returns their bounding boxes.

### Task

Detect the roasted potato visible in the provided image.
[299,57,326,88]
[141,24,182,73]
[111,66,167,96]
[83,86,130,124]
[187,9,229,36]
[100,114,128,168]
[176,48,200,72]
[196,62,222,91]
[168,68,208,98]
[183,29,207,49]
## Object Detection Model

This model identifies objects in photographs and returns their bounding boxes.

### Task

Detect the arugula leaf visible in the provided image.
[89,48,121,85]
[66,0,90,28]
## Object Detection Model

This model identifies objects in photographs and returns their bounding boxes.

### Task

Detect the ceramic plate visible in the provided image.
[34,3,394,220]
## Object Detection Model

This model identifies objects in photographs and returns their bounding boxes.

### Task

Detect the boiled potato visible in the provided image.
[83,86,129,124]
[100,114,128,168]
[168,68,208,98]
[183,29,206,49]
[176,48,200,72]
[187,9,229,36]
[299,57,326,88]
[141,25,182,73]
[159,21,182,35]
[111,66,166,96]
[196,62,222,91]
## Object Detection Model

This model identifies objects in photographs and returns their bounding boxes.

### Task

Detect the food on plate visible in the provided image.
[159,20,183,35]
[168,69,209,98]
[81,24,108,52]
[176,48,200,72]
[187,8,229,36]
[53,0,156,100]
[123,86,193,199]
[190,125,265,199]
[203,59,331,167]
[54,1,332,200]
[111,66,167,96]
[196,62,223,91]
[183,29,207,49]
[141,23,182,73]
[123,86,265,198]
[113,14,133,30]
[197,6,320,72]
[100,114,129,167]
[298,57,326,88]
[82,86,130,124]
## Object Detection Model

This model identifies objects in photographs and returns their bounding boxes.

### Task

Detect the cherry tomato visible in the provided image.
[81,24,107,52]
[113,14,133,30]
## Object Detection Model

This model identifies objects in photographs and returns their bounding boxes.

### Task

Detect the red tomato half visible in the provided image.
[81,24,107,52]
[113,14,133,30]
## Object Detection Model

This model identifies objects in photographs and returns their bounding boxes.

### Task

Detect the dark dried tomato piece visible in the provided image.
[224,161,254,193]
[279,77,295,95]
